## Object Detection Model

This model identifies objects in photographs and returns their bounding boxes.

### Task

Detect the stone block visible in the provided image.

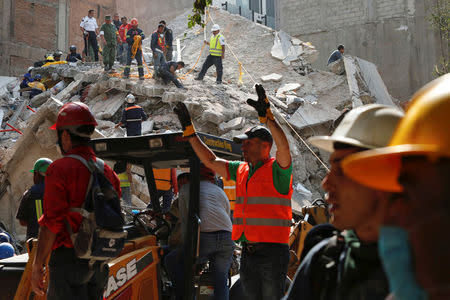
[271,31,292,61]
[201,109,225,125]
[219,117,245,132]
[161,91,187,103]
[34,119,57,149]
[276,83,302,98]
[288,102,340,130]
[328,59,345,75]
[30,90,51,107]
[261,73,283,82]
[89,92,126,119]
[142,120,155,135]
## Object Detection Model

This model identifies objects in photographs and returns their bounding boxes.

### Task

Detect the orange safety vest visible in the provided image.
[153,168,171,191]
[232,158,293,244]
[154,31,166,51]
[222,178,236,211]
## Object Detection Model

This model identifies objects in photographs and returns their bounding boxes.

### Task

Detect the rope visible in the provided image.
[206,6,329,172]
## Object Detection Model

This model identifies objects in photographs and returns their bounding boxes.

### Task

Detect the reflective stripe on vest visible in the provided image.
[223,178,236,210]
[118,173,131,187]
[35,199,43,221]
[153,168,171,191]
[232,158,293,244]
[209,34,223,56]
[125,105,141,111]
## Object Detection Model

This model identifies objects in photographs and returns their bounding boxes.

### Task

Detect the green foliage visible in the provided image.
[187,0,212,29]
[428,0,450,76]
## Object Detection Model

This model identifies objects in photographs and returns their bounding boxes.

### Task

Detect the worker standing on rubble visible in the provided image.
[174,84,292,299]
[123,18,145,80]
[99,15,120,72]
[80,9,99,61]
[150,168,178,213]
[195,24,225,84]
[16,158,53,240]
[151,24,167,76]
[30,102,121,298]
[159,20,173,61]
[157,61,185,89]
[28,74,46,99]
[66,45,83,63]
[118,17,130,65]
[327,44,345,65]
[342,74,450,300]
[285,104,404,299]
[115,94,148,136]
[114,161,132,207]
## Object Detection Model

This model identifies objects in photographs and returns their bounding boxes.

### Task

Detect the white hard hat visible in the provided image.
[211,24,220,32]
[28,67,34,72]
[308,104,404,153]
[125,94,135,104]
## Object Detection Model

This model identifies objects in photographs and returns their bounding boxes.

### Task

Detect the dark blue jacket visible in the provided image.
[126,28,145,47]
[151,31,166,52]
[16,183,45,239]
[66,53,82,63]
[121,104,148,136]
[164,27,173,47]
[20,73,33,89]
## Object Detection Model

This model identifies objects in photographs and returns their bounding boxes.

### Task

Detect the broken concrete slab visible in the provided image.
[142,120,155,135]
[201,108,225,125]
[219,117,245,132]
[271,31,292,61]
[162,91,187,103]
[55,79,82,102]
[269,95,288,110]
[88,92,126,120]
[328,59,345,75]
[276,83,302,98]
[261,73,283,83]
[30,91,52,107]
[288,102,341,130]
[34,119,57,149]
[343,56,364,108]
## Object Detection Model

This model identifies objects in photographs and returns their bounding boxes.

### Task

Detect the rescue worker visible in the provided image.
[113,13,122,30]
[151,24,167,76]
[99,15,120,72]
[327,44,345,65]
[342,74,450,299]
[159,20,173,61]
[151,168,178,213]
[115,94,148,136]
[30,102,120,299]
[20,67,34,90]
[284,104,404,299]
[157,61,185,89]
[222,177,236,220]
[118,17,130,64]
[66,45,82,63]
[16,158,53,240]
[174,84,292,299]
[123,18,145,80]
[113,161,132,207]
[34,54,54,68]
[80,9,99,61]
[195,24,225,84]
[28,74,46,99]
[53,51,63,62]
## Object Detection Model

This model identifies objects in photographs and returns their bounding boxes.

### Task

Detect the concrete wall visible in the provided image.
[276,0,440,100]
[116,0,193,39]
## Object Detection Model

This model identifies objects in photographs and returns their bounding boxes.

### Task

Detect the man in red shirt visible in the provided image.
[118,16,131,65]
[31,102,121,299]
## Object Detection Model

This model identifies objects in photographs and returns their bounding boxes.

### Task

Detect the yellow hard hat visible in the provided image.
[342,73,450,192]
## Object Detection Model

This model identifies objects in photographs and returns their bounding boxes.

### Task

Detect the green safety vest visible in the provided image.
[118,173,131,188]
[35,199,43,221]
[209,34,223,57]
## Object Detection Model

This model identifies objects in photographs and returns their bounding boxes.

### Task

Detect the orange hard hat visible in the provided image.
[130,18,138,26]
[342,73,450,192]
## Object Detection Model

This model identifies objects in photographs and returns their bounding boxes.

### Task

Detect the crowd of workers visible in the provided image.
[8,6,450,300]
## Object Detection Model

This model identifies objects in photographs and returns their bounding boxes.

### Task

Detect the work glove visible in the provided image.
[247,84,274,124]
[174,102,196,137]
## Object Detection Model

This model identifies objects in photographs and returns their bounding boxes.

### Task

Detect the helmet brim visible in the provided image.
[342,144,441,192]
[308,136,376,153]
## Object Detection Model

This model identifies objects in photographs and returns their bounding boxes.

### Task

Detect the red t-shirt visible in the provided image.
[119,23,131,43]
[39,146,121,250]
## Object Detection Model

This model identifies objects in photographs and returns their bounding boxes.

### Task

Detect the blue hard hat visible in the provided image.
[0,242,14,259]
[0,232,10,243]
[34,74,42,80]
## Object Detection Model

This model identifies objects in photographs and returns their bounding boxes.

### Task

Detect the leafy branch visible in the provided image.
[428,0,450,76]
[187,0,212,28]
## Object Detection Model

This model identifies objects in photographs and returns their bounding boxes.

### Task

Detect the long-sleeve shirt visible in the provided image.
[126,28,145,46]
[150,31,165,53]
[327,50,342,65]
[39,146,120,250]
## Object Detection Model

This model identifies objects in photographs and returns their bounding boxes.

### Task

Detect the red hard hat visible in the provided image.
[50,102,97,130]
[130,18,138,26]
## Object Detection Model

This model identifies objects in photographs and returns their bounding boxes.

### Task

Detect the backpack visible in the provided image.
[65,154,127,261]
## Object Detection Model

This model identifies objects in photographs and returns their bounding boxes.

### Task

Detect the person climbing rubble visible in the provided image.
[159,20,173,61]
[284,104,404,299]
[30,102,121,298]
[151,24,167,76]
[342,74,450,300]
[99,15,120,72]
[66,45,83,63]
[157,61,185,89]
[115,94,148,136]
[28,74,46,99]
[174,84,293,299]
[123,18,145,80]
[20,67,34,92]
[16,158,53,240]
[80,9,99,61]
[195,24,225,84]
[327,44,345,65]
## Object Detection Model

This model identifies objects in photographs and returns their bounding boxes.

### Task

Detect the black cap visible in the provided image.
[233,126,273,144]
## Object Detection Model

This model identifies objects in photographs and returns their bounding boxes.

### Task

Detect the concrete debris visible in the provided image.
[328,59,345,75]
[0,7,398,238]
[261,73,283,82]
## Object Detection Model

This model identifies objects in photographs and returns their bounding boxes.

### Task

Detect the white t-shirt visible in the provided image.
[179,180,232,238]
[80,16,98,32]
[216,34,226,46]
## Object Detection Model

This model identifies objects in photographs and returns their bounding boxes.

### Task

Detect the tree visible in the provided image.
[188,0,213,28]
[428,0,450,76]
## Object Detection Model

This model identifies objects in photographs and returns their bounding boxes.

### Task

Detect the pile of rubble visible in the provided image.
[0,7,398,240]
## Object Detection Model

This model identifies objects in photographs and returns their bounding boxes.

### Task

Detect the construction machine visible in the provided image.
[0,132,242,300]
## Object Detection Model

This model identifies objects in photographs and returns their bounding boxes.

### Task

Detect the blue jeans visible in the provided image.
[164,231,234,300]
[124,48,143,77]
[240,243,290,300]
[153,51,166,74]
[118,43,128,64]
